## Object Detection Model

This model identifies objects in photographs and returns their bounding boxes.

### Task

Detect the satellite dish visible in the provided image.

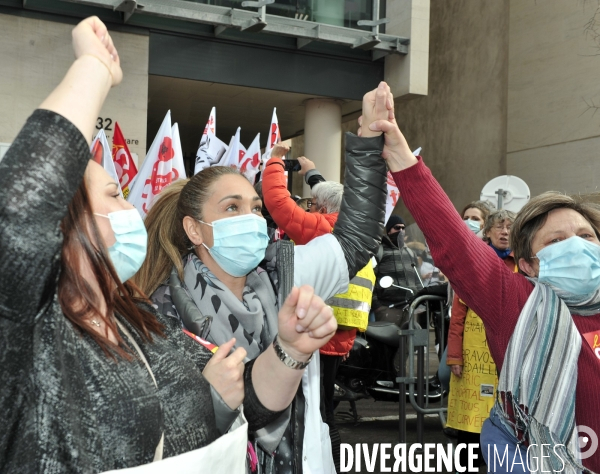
[480,175,530,213]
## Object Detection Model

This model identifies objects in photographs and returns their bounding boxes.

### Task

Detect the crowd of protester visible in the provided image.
[1,16,599,474]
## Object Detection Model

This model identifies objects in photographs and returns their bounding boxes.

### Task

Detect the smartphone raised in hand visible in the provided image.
[283,159,301,172]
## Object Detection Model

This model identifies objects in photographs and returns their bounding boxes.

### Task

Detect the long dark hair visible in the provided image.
[58,178,163,358]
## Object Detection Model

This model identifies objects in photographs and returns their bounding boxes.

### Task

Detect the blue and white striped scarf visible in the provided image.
[495,281,600,474]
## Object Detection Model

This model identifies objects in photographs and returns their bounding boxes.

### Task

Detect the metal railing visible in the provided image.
[62,0,409,55]
[397,294,448,444]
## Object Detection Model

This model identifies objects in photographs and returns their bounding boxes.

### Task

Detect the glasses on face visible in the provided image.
[393,225,405,231]
[306,201,314,209]
[492,224,512,232]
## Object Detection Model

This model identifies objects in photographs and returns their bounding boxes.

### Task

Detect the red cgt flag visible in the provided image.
[112,122,138,199]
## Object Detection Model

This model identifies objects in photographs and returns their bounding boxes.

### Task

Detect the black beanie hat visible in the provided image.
[385,215,405,234]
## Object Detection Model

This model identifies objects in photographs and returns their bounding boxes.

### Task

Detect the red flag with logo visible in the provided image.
[111,122,138,199]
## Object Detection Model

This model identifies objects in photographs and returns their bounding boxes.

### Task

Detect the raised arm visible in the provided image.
[0,17,121,322]
[328,85,394,280]
[298,156,325,188]
[331,133,386,279]
[263,157,334,245]
[366,96,532,349]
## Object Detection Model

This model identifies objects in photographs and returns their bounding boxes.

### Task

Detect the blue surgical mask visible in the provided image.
[94,209,148,282]
[200,214,269,277]
[465,219,481,234]
[535,236,600,295]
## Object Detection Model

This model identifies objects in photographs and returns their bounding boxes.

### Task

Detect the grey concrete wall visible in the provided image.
[391,0,510,222]
[506,1,600,196]
[0,14,149,160]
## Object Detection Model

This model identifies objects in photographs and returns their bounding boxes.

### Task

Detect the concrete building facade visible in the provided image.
[0,0,429,196]
[1,1,599,214]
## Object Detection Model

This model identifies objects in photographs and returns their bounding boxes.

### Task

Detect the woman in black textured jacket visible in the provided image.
[0,17,341,473]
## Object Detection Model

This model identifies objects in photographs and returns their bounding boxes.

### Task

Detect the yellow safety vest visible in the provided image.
[327,261,375,332]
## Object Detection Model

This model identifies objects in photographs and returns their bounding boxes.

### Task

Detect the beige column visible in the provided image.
[302,99,342,196]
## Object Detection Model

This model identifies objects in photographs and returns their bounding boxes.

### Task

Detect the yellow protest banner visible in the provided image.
[446,308,498,434]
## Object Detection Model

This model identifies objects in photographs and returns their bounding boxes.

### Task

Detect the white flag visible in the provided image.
[266,107,280,150]
[171,122,187,180]
[260,108,282,180]
[91,129,123,198]
[194,107,227,174]
[128,111,186,217]
[240,133,261,185]
[385,147,421,224]
[218,128,243,169]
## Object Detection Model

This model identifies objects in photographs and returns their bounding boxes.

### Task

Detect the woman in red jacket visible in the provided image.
[363,83,600,473]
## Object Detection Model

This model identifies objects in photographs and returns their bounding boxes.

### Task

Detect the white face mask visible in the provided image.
[199,214,269,277]
[94,209,148,282]
[465,219,481,234]
[534,236,600,296]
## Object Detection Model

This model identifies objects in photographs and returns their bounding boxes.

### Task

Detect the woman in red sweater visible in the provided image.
[363,83,600,473]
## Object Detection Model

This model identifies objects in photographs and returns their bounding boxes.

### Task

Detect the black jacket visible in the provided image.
[373,234,421,309]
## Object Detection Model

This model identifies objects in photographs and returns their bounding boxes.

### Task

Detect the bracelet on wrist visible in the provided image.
[272,335,313,370]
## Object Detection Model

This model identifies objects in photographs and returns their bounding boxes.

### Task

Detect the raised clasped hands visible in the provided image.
[276,285,338,363]
[72,16,123,87]
[358,82,418,173]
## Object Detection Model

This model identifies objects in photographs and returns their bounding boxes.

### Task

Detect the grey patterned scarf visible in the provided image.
[181,253,279,360]
[495,280,600,473]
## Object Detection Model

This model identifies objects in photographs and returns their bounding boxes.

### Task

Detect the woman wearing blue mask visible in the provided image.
[462,201,491,236]
[445,209,517,470]
[437,201,491,415]
[136,85,392,474]
[365,102,600,473]
[0,17,344,473]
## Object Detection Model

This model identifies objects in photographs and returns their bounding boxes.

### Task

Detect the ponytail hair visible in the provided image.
[135,166,241,297]
[135,179,189,297]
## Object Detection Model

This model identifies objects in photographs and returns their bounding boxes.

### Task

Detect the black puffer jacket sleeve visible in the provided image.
[332,133,387,280]
[304,169,326,189]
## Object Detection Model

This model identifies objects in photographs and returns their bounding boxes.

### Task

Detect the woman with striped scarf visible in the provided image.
[358,85,600,473]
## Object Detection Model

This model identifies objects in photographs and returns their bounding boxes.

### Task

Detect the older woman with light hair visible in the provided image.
[309,181,344,214]
[482,209,517,259]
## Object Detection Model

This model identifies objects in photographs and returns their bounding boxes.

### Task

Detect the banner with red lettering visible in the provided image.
[91,128,123,198]
[111,122,137,199]
[240,133,261,185]
[128,111,186,217]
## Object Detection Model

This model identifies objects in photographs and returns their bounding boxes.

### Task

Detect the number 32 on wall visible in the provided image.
[96,117,113,131]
